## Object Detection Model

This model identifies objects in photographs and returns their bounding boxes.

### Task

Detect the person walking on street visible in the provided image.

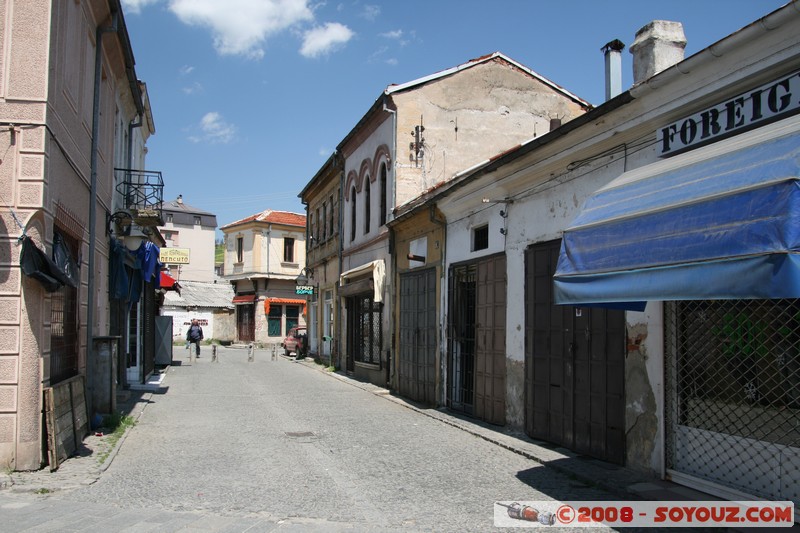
[187,319,204,357]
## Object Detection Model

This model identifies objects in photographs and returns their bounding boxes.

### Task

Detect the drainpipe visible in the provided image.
[87,11,119,416]
[382,99,397,385]
[127,118,142,170]
[337,151,344,370]
[383,98,397,223]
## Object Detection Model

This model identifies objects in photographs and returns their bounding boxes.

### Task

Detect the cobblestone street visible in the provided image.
[1,347,643,531]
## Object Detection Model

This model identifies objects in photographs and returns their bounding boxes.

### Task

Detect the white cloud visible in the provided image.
[189,112,236,144]
[380,30,402,40]
[122,0,161,15]
[179,65,195,75]
[169,0,314,59]
[359,4,380,21]
[300,22,353,58]
[182,82,204,95]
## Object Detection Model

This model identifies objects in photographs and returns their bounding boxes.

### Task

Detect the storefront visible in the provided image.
[554,100,800,504]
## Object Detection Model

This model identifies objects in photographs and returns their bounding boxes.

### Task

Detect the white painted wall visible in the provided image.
[342,118,393,252]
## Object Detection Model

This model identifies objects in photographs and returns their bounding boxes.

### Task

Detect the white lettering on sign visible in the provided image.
[658,70,800,156]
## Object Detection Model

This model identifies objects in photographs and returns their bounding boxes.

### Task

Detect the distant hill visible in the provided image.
[215,243,224,264]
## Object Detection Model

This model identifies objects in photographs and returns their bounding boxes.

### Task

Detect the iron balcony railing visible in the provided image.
[114,168,164,226]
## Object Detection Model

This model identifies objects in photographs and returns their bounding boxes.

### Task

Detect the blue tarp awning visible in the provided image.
[554,126,800,310]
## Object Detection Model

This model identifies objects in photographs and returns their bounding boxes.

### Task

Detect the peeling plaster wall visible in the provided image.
[392,59,588,208]
[625,304,664,474]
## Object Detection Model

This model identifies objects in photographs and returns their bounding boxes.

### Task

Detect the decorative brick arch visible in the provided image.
[371,144,391,180]
[344,169,359,201]
[358,158,372,188]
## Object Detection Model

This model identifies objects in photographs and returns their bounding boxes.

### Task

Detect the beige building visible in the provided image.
[159,195,217,283]
[0,0,161,470]
[221,210,307,345]
[334,52,591,387]
[298,154,343,366]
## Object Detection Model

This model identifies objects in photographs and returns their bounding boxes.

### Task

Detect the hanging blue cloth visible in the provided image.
[135,241,160,282]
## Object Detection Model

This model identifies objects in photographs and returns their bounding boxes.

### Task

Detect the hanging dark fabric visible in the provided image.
[109,238,131,300]
[19,236,63,292]
[52,231,79,288]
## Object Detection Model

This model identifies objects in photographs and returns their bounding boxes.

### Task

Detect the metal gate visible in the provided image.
[237,304,255,342]
[665,299,800,505]
[346,295,382,366]
[399,268,437,405]
[525,240,625,464]
[447,254,506,425]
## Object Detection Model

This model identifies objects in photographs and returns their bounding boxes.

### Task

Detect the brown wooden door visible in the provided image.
[398,268,437,405]
[475,255,507,426]
[525,240,625,464]
[237,304,255,342]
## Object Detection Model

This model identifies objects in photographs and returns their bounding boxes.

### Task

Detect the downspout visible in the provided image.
[382,99,397,385]
[383,98,397,224]
[337,151,345,370]
[87,11,119,416]
[429,205,447,406]
[127,118,142,170]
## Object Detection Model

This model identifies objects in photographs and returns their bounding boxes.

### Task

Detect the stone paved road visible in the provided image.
[4,347,620,532]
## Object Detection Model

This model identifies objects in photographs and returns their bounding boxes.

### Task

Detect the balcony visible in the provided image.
[114,168,164,227]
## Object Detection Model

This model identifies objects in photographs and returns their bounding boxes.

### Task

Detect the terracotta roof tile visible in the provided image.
[221,209,306,230]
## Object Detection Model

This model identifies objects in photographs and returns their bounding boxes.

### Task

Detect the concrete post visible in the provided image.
[212,344,218,363]
[248,343,254,362]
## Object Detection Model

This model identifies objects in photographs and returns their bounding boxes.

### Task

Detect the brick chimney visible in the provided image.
[629,21,686,85]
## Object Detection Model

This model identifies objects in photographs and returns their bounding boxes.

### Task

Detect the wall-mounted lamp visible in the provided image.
[295,266,314,286]
[407,253,426,262]
[107,210,133,236]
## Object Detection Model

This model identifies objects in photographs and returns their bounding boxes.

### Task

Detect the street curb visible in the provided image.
[97,389,155,473]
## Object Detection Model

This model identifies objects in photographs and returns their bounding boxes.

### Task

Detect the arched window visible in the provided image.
[364,180,371,234]
[379,163,387,226]
[350,187,357,242]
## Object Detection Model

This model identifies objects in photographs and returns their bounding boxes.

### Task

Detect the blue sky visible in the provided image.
[121,0,789,230]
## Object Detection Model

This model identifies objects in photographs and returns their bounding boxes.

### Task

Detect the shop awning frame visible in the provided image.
[340,259,385,302]
[554,118,800,309]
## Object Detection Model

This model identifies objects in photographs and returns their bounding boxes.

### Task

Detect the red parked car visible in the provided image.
[281,326,307,357]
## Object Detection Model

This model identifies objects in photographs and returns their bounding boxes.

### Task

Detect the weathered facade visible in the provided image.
[336,52,591,387]
[406,3,800,506]
[162,280,235,343]
[389,206,446,406]
[221,210,307,346]
[0,0,161,470]
[298,154,343,366]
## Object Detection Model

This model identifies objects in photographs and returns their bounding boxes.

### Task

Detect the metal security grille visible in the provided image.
[349,296,382,365]
[50,283,78,385]
[447,264,477,413]
[49,231,80,385]
[665,299,800,504]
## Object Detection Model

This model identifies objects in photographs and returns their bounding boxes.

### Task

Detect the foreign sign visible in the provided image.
[295,285,314,296]
[160,248,190,264]
[658,69,800,156]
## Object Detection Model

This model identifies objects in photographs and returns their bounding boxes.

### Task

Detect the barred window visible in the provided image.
[50,231,80,384]
[349,296,382,366]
